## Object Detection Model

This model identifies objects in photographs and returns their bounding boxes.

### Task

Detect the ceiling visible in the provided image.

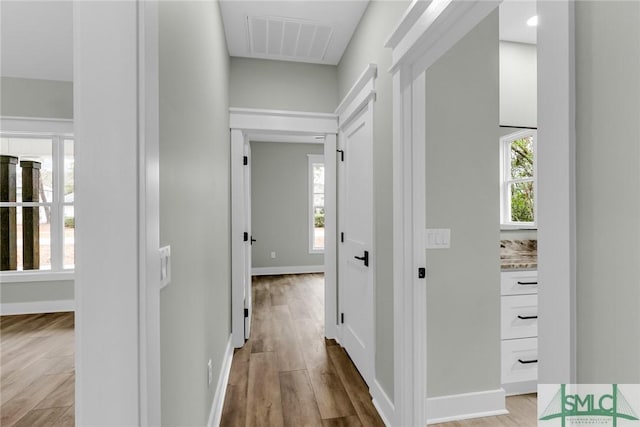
[219,0,369,65]
[499,0,537,45]
[1,1,73,81]
[0,0,536,83]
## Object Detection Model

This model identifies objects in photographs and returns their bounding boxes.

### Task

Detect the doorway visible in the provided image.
[498,0,540,408]
[386,0,576,425]
[229,108,339,348]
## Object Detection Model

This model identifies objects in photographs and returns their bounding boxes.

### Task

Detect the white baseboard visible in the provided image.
[208,336,234,427]
[251,265,324,276]
[503,380,537,396]
[371,380,395,426]
[426,388,507,425]
[0,299,75,315]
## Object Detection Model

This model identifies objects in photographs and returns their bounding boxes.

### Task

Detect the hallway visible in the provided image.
[220,274,385,426]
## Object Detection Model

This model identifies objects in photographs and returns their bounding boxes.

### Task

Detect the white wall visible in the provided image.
[74,1,141,423]
[575,0,640,382]
[158,1,231,424]
[250,142,324,270]
[424,10,501,397]
[500,41,537,128]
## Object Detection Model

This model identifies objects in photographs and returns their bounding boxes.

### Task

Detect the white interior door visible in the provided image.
[338,105,374,385]
[243,142,252,339]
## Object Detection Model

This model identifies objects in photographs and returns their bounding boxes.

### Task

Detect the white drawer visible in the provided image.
[502,337,538,384]
[501,271,538,295]
[501,294,538,339]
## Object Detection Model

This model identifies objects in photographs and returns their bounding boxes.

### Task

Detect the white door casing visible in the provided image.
[230,109,339,348]
[74,0,162,424]
[336,64,377,389]
[385,0,576,425]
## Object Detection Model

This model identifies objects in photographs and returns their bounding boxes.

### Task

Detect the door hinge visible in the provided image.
[243,232,249,242]
[336,149,344,162]
[340,313,344,324]
[244,308,249,318]
[418,267,426,279]
[340,232,344,243]
[243,156,248,165]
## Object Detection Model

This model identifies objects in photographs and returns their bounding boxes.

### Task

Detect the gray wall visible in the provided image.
[575,0,640,382]
[499,41,537,128]
[1,77,74,308]
[1,77,73,119]
[158,1,231,425]
[251,142,324,269]
[336,0,410,401]
[1,280,73,303]
[424,11,500,397]
[229,57,338,112]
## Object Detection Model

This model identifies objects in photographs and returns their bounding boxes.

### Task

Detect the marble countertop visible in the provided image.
[500,239,537,270]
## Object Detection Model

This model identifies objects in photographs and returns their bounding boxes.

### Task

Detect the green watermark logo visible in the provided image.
[539,384,640,426]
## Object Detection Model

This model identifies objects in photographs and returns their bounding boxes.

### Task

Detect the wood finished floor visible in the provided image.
[0,312,75,427]
[220,273,386,427]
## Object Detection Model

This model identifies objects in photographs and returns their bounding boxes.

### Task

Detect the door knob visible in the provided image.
[354,250,369,267]
[250,236,257,245]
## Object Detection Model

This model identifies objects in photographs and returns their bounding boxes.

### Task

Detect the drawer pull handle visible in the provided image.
[517,315,538,320]
[518,358,538,364]
[517,281,538,285]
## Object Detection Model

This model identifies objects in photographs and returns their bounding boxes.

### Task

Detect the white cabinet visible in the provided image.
[501,270,538,395]
[501,271,539,295]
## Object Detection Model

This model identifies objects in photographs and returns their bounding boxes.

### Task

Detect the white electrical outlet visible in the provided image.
[270,251,276,259]
[207,359,213,387]
[425,229,451,249]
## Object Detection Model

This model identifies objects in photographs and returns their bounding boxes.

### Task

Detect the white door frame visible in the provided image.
[74,1,161,424]
[138,1,162,425]
[385,1,576,425]
[230,108,339,348]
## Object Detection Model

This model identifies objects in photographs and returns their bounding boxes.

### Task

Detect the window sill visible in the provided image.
[309,250,325,255]
[500,224,538,231]
[0,271,75,283]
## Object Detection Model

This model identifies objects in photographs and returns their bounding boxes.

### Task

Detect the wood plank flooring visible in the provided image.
[0,312,74,427]
[220,274,385,427]
[0,280,535,427]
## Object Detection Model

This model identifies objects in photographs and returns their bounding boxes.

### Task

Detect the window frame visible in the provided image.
[0,118,74,281]
[500,129,538,229]
[308,154,325,254]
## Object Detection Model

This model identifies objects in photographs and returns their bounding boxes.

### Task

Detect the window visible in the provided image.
[308,154,325,253]
[0,126,74,276]
[500,130,537,228]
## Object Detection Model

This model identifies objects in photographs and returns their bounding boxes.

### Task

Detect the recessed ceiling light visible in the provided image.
[527,15,538,27]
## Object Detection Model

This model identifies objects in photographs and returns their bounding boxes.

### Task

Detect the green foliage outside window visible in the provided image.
[314,208,325,228]
[509,137,534,222]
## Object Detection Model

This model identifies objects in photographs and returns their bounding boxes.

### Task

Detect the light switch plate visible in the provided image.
[159,245,171,289]
[425,229,451,249]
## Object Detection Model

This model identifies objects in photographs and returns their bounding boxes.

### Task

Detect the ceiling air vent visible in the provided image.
[247,16,333,62]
